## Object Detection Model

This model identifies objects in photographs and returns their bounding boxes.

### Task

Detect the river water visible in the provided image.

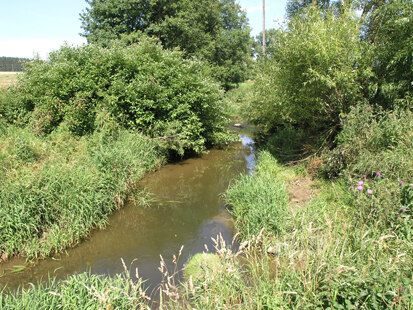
[0,132,255,293]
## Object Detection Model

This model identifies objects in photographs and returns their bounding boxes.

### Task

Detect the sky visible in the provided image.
[0,0,288,59]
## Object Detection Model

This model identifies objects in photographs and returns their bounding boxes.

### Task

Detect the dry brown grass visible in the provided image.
[0,72,20,89]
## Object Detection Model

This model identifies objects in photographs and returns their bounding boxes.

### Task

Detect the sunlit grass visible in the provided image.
[0,125,165,261]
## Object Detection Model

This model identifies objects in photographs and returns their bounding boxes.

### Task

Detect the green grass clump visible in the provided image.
[224,151,289,238]
[0,271,149,309]
[0,125,165,260]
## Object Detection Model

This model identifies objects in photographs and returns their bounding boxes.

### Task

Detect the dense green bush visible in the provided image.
[80,0,252,89]
[367,0,413,109]
[3,37,231,155]
[248,5,370,133]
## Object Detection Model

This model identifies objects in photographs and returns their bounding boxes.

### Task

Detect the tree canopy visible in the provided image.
[80,0,252,88]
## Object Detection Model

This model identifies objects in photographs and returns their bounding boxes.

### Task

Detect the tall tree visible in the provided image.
[80,0,252,88]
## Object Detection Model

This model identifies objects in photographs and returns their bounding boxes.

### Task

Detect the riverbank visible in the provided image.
[0,124,166,262]
[173,107,413,308]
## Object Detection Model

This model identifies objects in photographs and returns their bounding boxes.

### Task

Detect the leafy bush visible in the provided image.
[367,0,413,109]
[249,5,371,133]
[3,37,231,155]
[80,0,252,89]
[322,105,413,179]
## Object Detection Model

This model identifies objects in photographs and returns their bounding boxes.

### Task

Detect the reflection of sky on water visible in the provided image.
[240,135,256,174]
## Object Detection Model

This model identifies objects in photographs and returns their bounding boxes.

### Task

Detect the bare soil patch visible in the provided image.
[288,176,316,207]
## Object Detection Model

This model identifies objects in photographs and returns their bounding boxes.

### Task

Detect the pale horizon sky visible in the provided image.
[0,0,287,59]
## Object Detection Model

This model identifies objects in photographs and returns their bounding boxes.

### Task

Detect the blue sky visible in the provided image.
[0,0,287,59]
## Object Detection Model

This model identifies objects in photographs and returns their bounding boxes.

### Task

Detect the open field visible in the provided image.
[0,72,20,89]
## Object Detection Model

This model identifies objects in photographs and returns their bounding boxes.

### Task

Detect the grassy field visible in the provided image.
[0,72,19,89]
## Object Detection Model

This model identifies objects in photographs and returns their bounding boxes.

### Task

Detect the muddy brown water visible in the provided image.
[0,132,255,294]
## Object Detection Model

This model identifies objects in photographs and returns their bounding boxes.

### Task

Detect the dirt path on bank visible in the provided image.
[288,176,316,208]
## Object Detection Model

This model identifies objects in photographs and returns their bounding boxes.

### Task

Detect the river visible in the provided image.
[0,131,255,295]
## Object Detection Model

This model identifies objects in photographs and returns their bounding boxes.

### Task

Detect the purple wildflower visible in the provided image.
[362,174,366,179]
[367,189,373,194]
[399,181,403,185]
[357,185,363,191]
[401,207,406,212]
[376,172,381,176]
[358,180,364,186]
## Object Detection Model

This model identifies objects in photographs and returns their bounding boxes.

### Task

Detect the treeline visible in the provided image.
[0,57,29,72]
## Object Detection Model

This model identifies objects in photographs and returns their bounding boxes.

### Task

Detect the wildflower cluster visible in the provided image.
[351,172,382,195]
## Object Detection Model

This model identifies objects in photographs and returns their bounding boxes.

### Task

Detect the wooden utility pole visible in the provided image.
[262,0,266,57]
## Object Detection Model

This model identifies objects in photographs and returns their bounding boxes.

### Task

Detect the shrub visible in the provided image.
[249,5,371,133]
[3,37,231,155]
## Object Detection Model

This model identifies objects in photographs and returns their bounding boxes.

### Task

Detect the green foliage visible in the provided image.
[80,0,252,88]
[252,29,283,59]
[224,81,255,122]
[217,157,412,308]
[2,38,230,155]
[286,0,341,18]
[0,125,165,259]
[250,5,371,133]
[322,105,413,179]
[321,105,413,237]
[367,0,413,109]
[0,272,148,309]
[224,151,289,237]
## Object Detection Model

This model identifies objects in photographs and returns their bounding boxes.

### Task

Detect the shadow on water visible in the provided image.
[0,131,256,297]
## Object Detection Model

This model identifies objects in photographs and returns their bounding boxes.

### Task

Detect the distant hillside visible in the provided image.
[0,56,30,71]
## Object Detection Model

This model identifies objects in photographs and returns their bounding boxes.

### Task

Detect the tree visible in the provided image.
[3,38,233,154]
[250,5,371,133]
[364,0,413,108]
[80,0,252,88]
[252,29,283,59]
[287,0,333,17]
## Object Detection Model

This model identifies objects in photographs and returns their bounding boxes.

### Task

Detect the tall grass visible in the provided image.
[224,151,289,237]
[0,263,150,309]
[0,124,165,260]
